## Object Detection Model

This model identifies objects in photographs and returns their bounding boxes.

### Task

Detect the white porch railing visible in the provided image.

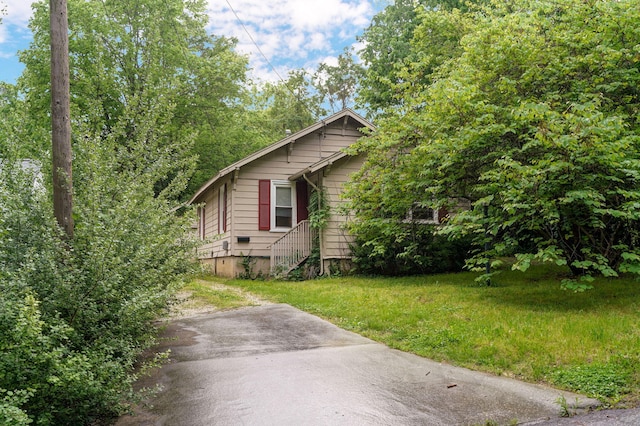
[270,220,317,275]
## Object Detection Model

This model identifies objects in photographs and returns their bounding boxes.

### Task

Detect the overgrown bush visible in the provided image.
[348,0,640,290]
[350,220,472,276]
[0,132,198,424]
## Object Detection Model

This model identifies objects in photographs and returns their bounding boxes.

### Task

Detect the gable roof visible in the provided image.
[288,150,350,181]
[188,108,374,204]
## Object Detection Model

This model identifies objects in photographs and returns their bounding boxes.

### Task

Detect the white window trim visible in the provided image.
[405,203,439,224]
[270,180,297,232]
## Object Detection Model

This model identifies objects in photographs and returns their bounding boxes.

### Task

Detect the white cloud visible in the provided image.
[308,33,327,51]
[205,0,376,82]
[0,0,35,27]
[0,0,36,53]
[318,55,339,68]
[0,1,36,72]
[289,0,372,30]
[285,33,305,54]
[0,0,379,83]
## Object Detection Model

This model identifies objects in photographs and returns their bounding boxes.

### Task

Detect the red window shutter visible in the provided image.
[199,207,206,240]
[296,180,308,222]
[258,180,270,230]
[223,184,227,232]
[218,184,227,234]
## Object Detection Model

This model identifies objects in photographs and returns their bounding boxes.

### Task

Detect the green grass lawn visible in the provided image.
[210,264,640,407]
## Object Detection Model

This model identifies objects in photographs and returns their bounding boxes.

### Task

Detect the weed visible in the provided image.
[239,253,258,279]
[471,420,516,426]
[556,396,576,417]
[551,363,631,403]
[285,266,305,281]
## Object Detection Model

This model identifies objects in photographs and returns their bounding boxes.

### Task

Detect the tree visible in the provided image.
[313,47,363,113]
[0,83,33,159]
[0,1,211,422]
[186,69,328,196]
[348,0,640,289]
[250,69,326,139]
[356,0,484,119]
[20,0,250,201]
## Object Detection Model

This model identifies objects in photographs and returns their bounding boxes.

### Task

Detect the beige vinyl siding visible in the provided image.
[320,123,363,158]
[191,110,373,277]
[197,179,232,260]
[231,175,268,257]
[231,154,307,257]
[228,128,361,258]
[321,154,365,259]
[195,188,214,258]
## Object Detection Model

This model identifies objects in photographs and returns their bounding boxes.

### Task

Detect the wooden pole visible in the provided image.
[50,0,74,238]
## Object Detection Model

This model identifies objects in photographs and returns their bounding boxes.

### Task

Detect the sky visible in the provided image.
[0,0,385,84]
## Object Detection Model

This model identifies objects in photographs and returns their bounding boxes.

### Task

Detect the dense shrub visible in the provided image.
[0,138,197,424]
[350,221,472,276]
[348,0,640,290]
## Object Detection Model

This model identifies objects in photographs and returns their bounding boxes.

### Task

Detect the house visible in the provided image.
[188,108,375,277]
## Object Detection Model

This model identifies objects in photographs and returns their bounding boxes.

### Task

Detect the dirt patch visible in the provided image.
[164,281,272,319]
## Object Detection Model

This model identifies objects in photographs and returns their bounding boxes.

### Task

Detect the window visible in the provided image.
[258,180,297,231]
[272,180,296,230]
[406,203,439,224]
[274,183,293,228]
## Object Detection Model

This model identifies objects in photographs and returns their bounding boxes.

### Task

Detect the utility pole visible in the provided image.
[50,0,74,238]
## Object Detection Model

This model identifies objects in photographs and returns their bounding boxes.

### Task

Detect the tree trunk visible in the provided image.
[50,0,74,238]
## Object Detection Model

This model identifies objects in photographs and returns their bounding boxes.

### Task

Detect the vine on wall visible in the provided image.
[300,186,330,278]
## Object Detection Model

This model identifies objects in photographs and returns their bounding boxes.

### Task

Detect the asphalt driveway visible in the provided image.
[115,303,613,425]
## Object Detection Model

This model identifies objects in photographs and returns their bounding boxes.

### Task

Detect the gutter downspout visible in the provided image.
[302,173,324,276]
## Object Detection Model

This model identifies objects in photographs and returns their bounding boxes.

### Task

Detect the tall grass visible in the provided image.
[221,264,640,406]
